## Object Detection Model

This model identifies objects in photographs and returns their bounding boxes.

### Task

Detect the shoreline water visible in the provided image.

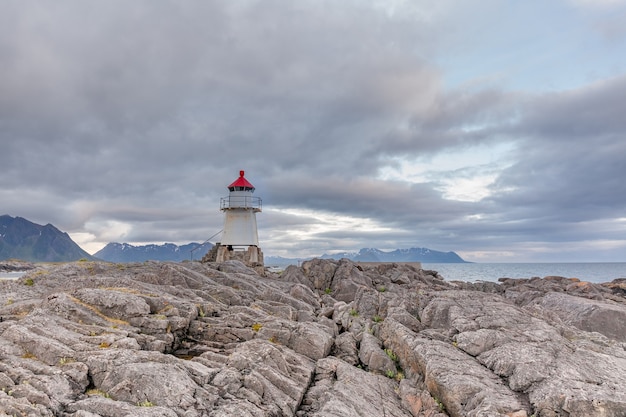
[0,271,26,280]
[423,262,626,284]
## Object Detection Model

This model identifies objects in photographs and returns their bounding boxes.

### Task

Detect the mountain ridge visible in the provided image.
[321,247,468,263]
[265,247,468,267]
[94,241,214,263]
[0,214,94,262]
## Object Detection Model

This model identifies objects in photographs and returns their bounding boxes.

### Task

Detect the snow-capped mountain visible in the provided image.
[94,242,213,263]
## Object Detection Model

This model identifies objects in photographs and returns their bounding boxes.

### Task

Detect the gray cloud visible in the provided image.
[1,1,625,261]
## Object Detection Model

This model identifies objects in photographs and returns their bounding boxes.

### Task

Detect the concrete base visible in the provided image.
[202,243,264,267]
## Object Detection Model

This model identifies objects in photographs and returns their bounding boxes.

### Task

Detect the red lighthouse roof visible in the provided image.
[227,170,255,191]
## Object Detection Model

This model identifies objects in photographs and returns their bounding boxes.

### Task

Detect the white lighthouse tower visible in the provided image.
[211,170,263,266]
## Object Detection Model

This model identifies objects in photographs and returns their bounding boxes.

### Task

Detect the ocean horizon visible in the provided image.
[423,262,626,284]
[3,262,626,284]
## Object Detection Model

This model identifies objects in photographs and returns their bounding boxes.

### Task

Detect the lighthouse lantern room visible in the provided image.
[203,170,264,267]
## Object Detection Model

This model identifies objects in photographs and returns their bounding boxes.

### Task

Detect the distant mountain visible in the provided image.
[264,255,308,268]
[94,242,214,263]
[320,247,468,263]
[0,214,95,262]
[265,247,468,267]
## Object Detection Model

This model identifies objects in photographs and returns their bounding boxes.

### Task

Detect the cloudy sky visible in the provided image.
[2,0,626,262]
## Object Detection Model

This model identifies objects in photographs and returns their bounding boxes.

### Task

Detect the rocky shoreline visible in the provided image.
[0,259,625,416]
[0,260,36,273]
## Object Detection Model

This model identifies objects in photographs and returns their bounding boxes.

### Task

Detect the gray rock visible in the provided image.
[332,332,359,365]
[538,292,626,341]
[358,332,396,375]
[1,260,625,417]
[299,357,413,417]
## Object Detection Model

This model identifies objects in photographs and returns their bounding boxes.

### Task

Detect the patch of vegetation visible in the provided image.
[324,287,332,294]
[268,336,279,344]
[349,308,359,317]
[197,305,206,318]
[153,314,167,320]
[372,315,383,323]
[59,357,75,365]
[99,341,111,349]
[23,278,34,286]
[433,396,446,412]
[252,323,263,332]
[5,298,13,305]
[86,388,111,399]
[137,400,154,407]
[158,303,174,314]
[377,285,386,292]
[385,369,396,379]
[21,351,36,359]
[384,348,398,362]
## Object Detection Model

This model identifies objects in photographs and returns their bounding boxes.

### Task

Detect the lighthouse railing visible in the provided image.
[220,196,262,210]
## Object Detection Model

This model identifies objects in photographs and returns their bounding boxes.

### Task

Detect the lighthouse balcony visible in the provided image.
[220,196,262,211]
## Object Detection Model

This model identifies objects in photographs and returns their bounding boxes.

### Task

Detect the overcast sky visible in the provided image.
[2,0,626,262]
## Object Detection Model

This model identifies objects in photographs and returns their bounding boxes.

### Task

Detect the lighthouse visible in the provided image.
[205,170,264,267]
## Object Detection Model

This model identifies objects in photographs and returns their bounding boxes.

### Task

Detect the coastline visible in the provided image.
[423,261,626,284]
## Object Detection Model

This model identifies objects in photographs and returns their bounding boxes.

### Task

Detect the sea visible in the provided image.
[0,271,27,280]
[423,263,626,284]
[3,263,626,284]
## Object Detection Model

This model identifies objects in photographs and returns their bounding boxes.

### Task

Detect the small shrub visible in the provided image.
[324,287,332,294]
[434,397,446,412]
[384,348,398,362]
[24,278,34,286]
[349,308,359,317]
[252,323,263,332]
[137,400,154,407]
[99,341,111,349]
[373,315,383,323]
[385,369,396,379]
[395,370,405,381]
